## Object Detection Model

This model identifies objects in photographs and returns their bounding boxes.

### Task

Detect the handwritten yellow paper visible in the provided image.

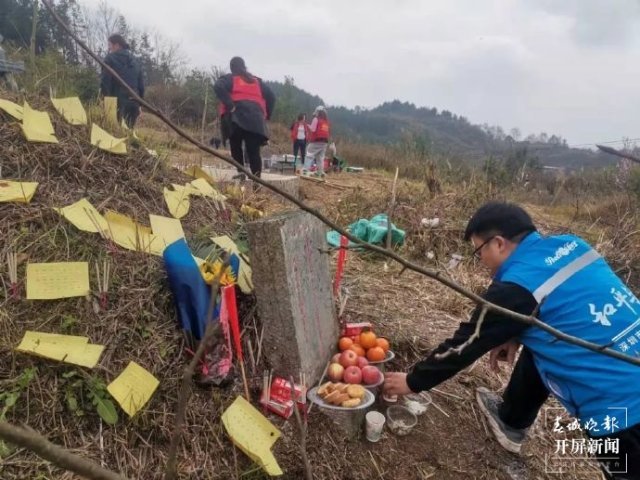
[163,186,190,219]
[211,235,253,293]
[104,211,163,256]
[222,396,282,476]
[0,181,38,203]
[51,96,87,125]
[16,331,104,368]
[0,98,23,120]
[26,262,90,300]
[107,361,159,417]
[54,198,109,233]
[184,165,216,184]
[149,214,185,249]
[21,102,58,143]
[91,124,127,155]
[104,96,118,127]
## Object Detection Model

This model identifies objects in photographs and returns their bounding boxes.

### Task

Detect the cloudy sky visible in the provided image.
[86,0,640,146]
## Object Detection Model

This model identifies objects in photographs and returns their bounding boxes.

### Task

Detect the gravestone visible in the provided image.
[247,210,337,383]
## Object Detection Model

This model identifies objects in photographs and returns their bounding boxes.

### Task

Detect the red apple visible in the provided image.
[343,366,362,384]
[327,363,344,382]
[332,353,341,364]
[356,356,369,369]
[362,366,382,385]
[339,350,358,368]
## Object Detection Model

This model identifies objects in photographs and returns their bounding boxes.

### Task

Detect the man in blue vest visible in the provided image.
[384,202,640,479]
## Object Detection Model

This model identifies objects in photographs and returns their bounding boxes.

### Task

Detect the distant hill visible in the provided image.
[266,80,614,170]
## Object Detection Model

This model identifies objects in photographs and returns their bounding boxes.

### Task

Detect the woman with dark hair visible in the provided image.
[304,105,330,177]
[290,113,309,171]
[100,34,145,127]
[214,57,276,179]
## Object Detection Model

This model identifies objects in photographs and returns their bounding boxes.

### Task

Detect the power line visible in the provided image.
[569,137,640,148]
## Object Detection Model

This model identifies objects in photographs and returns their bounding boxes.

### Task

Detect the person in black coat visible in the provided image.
[213,57,275,178]
[100,34,145,128]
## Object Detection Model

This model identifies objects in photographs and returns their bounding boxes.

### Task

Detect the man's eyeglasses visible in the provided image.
[472,236,496,259]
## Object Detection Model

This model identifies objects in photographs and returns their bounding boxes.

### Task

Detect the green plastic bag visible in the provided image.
[326,214,405,248]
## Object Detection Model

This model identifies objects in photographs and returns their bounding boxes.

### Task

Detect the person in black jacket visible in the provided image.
[100,34,145,128]
[213,57,275,179]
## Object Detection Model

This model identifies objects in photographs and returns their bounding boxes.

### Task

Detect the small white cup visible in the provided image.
[365,411,386,442]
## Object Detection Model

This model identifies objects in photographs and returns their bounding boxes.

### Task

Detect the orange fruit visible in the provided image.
[359,330,378,350]
[366,346,386,362]
[338,337,353,351]
[376,338,390,353]
[350,344,366,357]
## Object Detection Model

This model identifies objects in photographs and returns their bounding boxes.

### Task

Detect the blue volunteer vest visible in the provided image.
[495,232,640,436]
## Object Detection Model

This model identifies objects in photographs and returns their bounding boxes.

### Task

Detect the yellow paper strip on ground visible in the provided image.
[211,235,253,293]
[16,332,104,368]
[189,178,227,200]
[222,396,283,476]
[51,96,88,125]
[163,186,190,219]
[184,165,215,184]
[104,96,118,127]
[90,124,127,155]
[54,198,109,233]
[0,181,38,203]
[107,361,159,417]
[149,214,185,249]
[21,102,58,143]
[104,211,163,256]
[26,262,90,300]
[0,98,24,120]
[17,331,89,351]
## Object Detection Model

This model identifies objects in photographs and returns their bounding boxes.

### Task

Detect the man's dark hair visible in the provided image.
[464,201,537,241]
[297,113,305,121]
[230,56,255,83]
[108,34,129,49]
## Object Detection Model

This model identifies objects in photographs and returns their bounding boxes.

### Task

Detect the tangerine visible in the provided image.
[338,337,353,351]
[366,346,386,362]
[359,330,378,349]
[376,337,390,352]
[350,344,366,357]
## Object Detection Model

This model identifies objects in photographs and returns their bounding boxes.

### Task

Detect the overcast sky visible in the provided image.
[86,0,640,146]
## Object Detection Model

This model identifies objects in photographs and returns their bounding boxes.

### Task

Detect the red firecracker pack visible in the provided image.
[260,377,306,419]
[342,322,372,337]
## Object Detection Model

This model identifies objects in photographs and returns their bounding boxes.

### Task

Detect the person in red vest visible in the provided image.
[214,57,275,179]
[290,113,309,172]
[304,106,331,177]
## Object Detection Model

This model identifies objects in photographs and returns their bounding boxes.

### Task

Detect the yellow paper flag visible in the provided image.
[0,181,38,203]
[104,211,163,256]
[51,96,87,125]
[0,98,24,120]
[16,331,104,368]
[26,262,90,300]
[222,396,283,476]
[104,96,118,127]
[107,361,159,417]
[91,124,127,155]
[54,198,109,233]
[149,214,185,249]
[164,186,190,219]
[21,102,58,143]
[211,235,253,293]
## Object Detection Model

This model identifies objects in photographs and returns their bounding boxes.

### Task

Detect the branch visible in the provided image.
[596,145,640,164]
[0,422,128,480]
[434,305,488,360]
[164,257,230,480]
[40,0,640,370]
[289,376,313,480]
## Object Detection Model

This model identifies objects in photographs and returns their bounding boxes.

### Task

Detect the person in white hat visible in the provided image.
[304,105,331,177]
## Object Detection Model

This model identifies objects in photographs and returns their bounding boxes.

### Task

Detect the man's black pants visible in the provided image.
[293,139,306,163]
[117,98,140,128]
[229,127,263,177]
[500,348,640,479]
